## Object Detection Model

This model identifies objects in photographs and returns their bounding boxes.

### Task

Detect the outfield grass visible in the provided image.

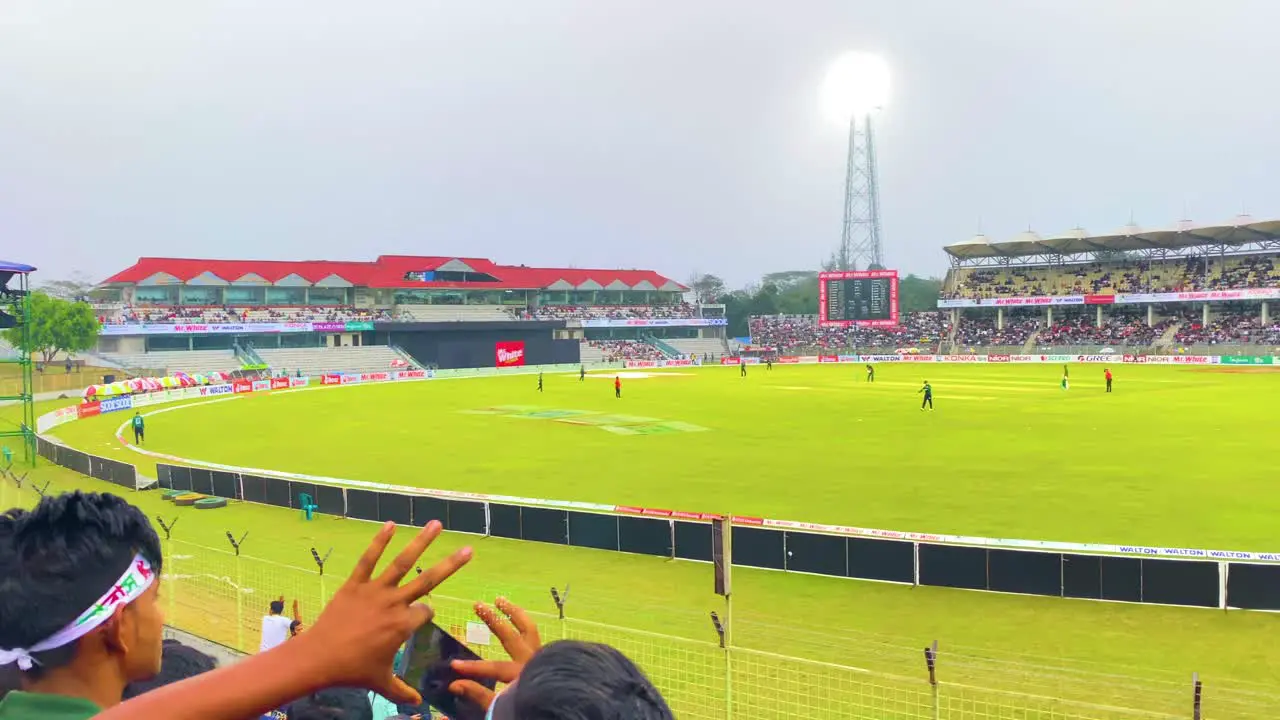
[59,362,1280,551]
[8,364,1280,717]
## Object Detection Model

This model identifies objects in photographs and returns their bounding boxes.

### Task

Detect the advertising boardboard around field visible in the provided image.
[251,379,272,392]
[578,318,728,328]
[99,396,134,414]
[98,320,377,336]
[937,287,1280,309]
[1220,355,1275,365]
[1124,355,1218,365]
[496,341,526,368]
[37,405,81,433]
[622,358,699,369]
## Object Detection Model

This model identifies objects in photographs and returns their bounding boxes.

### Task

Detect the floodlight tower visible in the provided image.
[822,52,890,270]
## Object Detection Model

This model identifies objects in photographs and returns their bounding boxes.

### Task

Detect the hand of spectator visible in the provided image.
[448,597,543,709]
[301,520,473,705]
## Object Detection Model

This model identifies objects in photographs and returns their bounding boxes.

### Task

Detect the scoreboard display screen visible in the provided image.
[818,270,900,327]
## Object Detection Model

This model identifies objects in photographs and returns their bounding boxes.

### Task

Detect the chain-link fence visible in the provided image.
[152,538,1278,720]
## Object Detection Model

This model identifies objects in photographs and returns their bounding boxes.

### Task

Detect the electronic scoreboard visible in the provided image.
[818,270,899,327]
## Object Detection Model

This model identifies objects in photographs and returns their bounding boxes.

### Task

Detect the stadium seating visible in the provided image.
[396,304,512,322]
[256,346,410,376]
[521,304,697,321]
[107,306,399,324]
[952,317,1039,348]
[584,340,665,362]
[578,342,607,364]
[748,312,949,353]
[665,338,729,357]
[1173,313,1280,349]
[945,252,1280,300]
[99,350,243,374]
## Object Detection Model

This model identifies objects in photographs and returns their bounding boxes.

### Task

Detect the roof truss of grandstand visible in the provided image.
[944,216,1280,267]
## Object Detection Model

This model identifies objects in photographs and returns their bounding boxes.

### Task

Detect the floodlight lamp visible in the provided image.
[821,52,890,124]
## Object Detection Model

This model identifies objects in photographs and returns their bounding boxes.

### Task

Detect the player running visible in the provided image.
[918,381,933,410]
[614,375,622,398]
[1104,367,1113,393]
[537,372,544,392]
[865,364,875,382]
[131,411,145,444]
[740,358,747,378]
[1061,370,1069,391]
[766,357,773,370]
[580,365,586,382]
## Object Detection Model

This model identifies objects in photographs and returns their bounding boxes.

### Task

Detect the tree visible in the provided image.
[39,272,96,302]
[687,273,727,303]
[898,274,943,312]
[760,271,816,290]
[2,292,100,363]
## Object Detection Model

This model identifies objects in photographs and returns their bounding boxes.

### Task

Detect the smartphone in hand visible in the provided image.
[396,622,494,720]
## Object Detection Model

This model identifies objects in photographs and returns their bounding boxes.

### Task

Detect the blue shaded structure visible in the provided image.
[1,260,37,465]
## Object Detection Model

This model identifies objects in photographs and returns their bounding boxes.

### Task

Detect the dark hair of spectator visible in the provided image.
[286,688,374,720]
[510,640,674,720]
[0,491,163,678]
[122,639,217,699]
[289,620,302,637]
[270,600,285,615]
[0,664,18,703]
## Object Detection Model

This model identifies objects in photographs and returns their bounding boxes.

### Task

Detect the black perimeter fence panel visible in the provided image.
[147,462,1280,612]
[35,436,138,491]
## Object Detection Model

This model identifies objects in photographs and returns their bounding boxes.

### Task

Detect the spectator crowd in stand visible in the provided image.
[1174,315,1280,347]
[748,312,949,353]
[586,340,666,362]
[0,491,675,720]
[108,306,403,325]
[518,304,696,321]
[1030,317,1167,348]
[952,317,1039,347]
[946,252,1280,300]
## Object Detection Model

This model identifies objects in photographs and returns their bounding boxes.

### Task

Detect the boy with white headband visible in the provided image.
[0,491,165,720]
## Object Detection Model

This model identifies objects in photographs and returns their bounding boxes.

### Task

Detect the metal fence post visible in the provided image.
[550,585,569,643]
[924,640,939,720]
[225,531,248,652]
[311,547,331,614]
[156,516,178,620]
[1192,672,1202,720]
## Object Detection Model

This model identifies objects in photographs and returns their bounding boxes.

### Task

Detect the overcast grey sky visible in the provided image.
[2,1,1277,287]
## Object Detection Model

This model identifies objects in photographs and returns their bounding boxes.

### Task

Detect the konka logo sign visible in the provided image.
[495,341,526,367]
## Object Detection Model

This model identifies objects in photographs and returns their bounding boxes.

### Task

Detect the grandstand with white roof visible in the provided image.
[938,216,1280,354]
[747,217,1279,357]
